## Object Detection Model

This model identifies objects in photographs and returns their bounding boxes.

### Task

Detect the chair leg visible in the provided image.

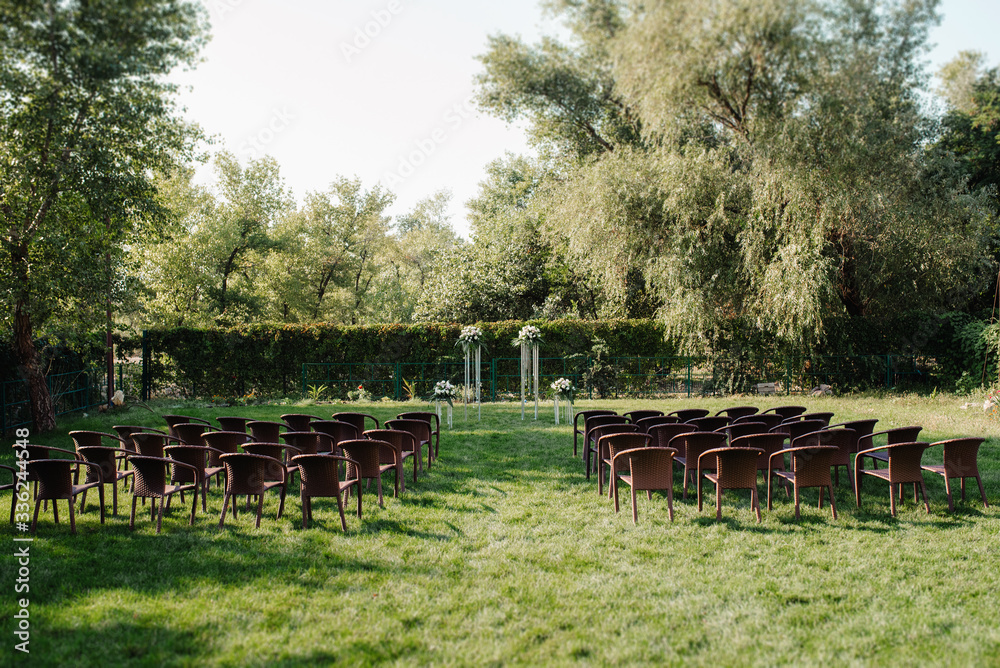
[794,484,801,520]
[631,488,638,525]
[356,482,363,519]
[889,483,897,517]
[112,481,118,516]
[752,488,761,523]
[336,488,348,532]
[960,477,966,502]
[666,484,674,522]
[277,486,286,519]
[53,499,59,524]
[920,480,930,514]
[68,498,76,535]
[98,486,105,525]
[130,496,138,529]
[156,499,165,534]
[218,493,231,528]
[976,475,988,509]
[828,485,838,519]
[767,475,774,511]
[612,476,620,513]
[944,474,954,512]
[377,476,384,508]
[715,484,723,521]
[255,494,264,528]
[189,486,198,525]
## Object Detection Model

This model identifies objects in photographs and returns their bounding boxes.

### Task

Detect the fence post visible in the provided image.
[395,362,402,401]
[491,358,497,402]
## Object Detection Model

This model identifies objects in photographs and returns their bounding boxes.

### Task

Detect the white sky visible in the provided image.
[173,0,1000,238]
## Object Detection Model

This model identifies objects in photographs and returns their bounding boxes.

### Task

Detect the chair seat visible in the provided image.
[860,468,893,483]
[920,464,945,475]
[868,451,889,463]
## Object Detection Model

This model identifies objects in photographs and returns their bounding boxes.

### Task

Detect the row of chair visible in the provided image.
[576,408,989,522]
[14,410,443,534]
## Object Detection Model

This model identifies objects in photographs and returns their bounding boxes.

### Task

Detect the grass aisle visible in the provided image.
[2,397,999,666]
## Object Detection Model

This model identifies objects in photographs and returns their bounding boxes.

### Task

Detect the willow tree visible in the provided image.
[537,0,992,350]
[0,0,207,430]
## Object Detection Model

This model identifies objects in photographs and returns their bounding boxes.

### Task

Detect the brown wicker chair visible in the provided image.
[75,445,133,516]
[128,455,199,533]
[686,416,731,432]
[856,426,923,470]
[611,447,678,523]
[767,445,839,519]
[333,412,381,436]
[26,458,105,534]
[717,422,770,444]
[339,439,395,508]
[364,429,415,495]
[573,410,617,457]
[734,413,784,429]
[635,415,681,432]
[772,419,828,445]
[647,423,695,449]
[761,406,806,419]
[667,408,710,422]
[246,420,286,444]
[385,419,432,473]
[697,447,765,522]
[585,423,639,480]
[397,412,440,459]
[164,444,225,513]
[670,431,727,499]
[732,433,787,478]
[215,416,252,433]
[623,409,664,423]
[21,444,78,514]
[162,414,213,437]
[130,431,182,458]
[280,431,330,457]
[291,454,361,530]
[801,412,834,426]
[598,432,652,497]
[280,413,323,432]
[795,428,857,490]
[715,406,759,419]
[921,438,988,511]
[828,419,878,452]
[202,430,251,486]
[583,414,628,463]
[242,442,303,487]
[218,453,287,528]
[854,441,931,516]
[312,420,360,455]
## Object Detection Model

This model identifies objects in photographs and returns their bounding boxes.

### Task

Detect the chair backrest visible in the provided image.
[686,416,731,432]
[280,431,327,456]
[162,415,211,436]
[164,445,208,483]
[793,428,856,466]
[281,414,321,432]
[635,416,681,432]
[668,408,710,422]
[734,413,784,429]
[934,438,986,477]
[292,454,354,497]
[778,420,828,443]
[127,455,170,497]
[311,420,360,449]
[242,443,299,481]
[339,439,384,478]
[111,425,165,452]
[27,459,80,499]
[173,422,213,445]
[732,433,788,470]
[859,426,922,451]
[574,410,617,434]
[75,446,120,483]
[202,431,250,466]
[762,406,807,419]
[702,447,764,489]
[397,412,439,433]
[884,442,931,483]
[719,422,770,442]
[385,419,431,445]
[620,447,677,491]
[829,419,878,450]
[247,421,285,444]
[69,430,121,449]
[669,432,727,466]
[801,412,834,426]
[600,432,652,463]
[333,412,380,433]
[220,453,275,495]
[623,410,664,423]
[715,406,759,419]
[215,416,251,433]
[588,424,639,451]
[784,445,838,487]
[585,414,628,436]
[131,432,172,458]
[364,429,413,463]
[648,423,696,448]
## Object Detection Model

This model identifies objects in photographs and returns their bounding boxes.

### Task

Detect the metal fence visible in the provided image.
[1,370,104,433]
[301,354,933,402]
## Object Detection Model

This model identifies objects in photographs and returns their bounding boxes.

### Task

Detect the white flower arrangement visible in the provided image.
[512,324,543,346]
[457,325,483,346]
[550,377,576,402]
[430,380,459,406]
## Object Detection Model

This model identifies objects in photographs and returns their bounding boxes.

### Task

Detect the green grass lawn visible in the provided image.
[2,395,999,666]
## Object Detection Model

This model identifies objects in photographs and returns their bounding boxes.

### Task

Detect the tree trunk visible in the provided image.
[13,298,57,433]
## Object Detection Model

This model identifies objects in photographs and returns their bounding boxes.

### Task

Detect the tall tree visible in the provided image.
[0,0,207,430]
